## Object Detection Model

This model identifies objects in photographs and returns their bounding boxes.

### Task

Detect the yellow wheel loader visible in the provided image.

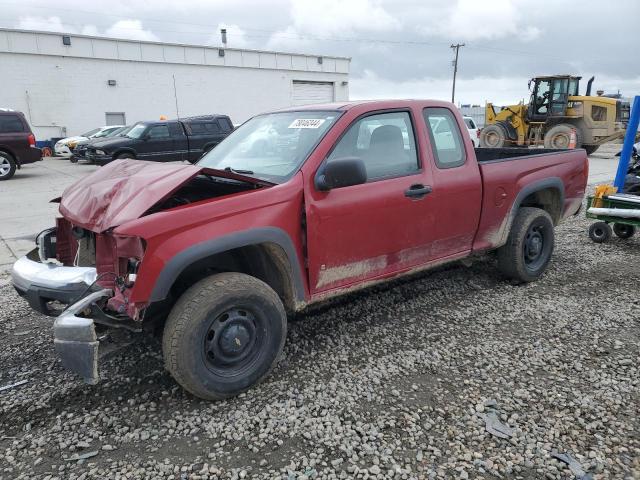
[481,75,631,154]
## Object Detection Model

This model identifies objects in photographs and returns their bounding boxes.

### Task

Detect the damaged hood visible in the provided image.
[59,159,269,232]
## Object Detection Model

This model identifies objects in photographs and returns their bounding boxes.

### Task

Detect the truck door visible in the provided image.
[138,124,176,162]
[304,109,437,294]
[422,107,482,258]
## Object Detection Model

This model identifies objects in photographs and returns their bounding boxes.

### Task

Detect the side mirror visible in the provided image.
[315,157,367,191]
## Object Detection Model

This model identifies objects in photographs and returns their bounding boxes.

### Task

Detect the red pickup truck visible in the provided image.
[12,100,588,400]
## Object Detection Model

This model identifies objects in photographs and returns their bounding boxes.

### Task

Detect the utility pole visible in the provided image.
[450,43,465,104]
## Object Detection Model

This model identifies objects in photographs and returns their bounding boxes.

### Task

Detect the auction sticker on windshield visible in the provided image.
[289,118,326,129]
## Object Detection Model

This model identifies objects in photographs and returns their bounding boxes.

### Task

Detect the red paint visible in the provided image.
[55,100,588,317]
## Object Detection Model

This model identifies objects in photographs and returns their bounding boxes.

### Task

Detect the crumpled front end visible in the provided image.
[12,217,146,383]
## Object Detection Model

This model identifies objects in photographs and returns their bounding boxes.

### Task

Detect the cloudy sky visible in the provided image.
[2,0,638,104]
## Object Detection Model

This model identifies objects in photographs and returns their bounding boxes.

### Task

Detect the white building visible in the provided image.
[0,28,350,140]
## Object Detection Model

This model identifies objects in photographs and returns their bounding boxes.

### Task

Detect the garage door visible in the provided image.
[292,81,335,106]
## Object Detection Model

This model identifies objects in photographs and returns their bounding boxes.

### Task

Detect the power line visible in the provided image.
[0,0,615,64]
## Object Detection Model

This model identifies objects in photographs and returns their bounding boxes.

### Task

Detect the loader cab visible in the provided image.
[527,75,581,122]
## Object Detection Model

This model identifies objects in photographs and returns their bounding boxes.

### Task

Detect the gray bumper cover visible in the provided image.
[53,289,112,384]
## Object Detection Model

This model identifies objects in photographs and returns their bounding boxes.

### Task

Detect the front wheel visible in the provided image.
[479,124,507,148]
[497,207,555,282]
[162,272,287,400]
[588,222,612,243]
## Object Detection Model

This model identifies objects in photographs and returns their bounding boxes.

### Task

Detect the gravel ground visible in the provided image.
[0,205,638,480]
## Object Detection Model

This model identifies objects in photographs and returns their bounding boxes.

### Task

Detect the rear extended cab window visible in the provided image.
[0,114,25,133]
[423,108,466,169]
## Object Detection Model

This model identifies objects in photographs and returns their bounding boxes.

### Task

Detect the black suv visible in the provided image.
[86,115,233,165]
[0,109,42,180]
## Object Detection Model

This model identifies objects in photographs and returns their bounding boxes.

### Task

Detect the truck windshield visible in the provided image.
[126,124,147,139]
[198,111,339,183]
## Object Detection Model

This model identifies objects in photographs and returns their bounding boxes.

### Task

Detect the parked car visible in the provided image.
[70,126,131,163]
[85,115,234,165]
[463,116,481,147]
[0,108,42,180]
[11,99,588,400]
[54,126,124,157]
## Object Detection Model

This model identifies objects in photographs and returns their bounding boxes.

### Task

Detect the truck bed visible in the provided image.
[473,148,589,252]
[475,147,568,163]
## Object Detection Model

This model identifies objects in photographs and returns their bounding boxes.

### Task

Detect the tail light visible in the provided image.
[476,129,481,138]
[28,133,36,147]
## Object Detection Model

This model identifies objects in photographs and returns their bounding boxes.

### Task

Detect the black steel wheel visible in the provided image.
[497,207,555,282]
[588,222,612,243]
[613,223,636,239]
[163,272,287,400]
[203,307,263,376]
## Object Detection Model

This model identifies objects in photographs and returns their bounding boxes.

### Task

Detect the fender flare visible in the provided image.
[496,177,565,247]
[497,121,518,141]
[149,227,306,303]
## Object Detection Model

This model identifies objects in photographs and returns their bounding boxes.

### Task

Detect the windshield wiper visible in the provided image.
[224,166,254,175]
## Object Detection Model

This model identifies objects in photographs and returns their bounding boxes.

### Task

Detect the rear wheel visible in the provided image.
[479,124,507,148]
[544,123,583,149]
[613,223,635,239]
[497,207,555,282]
[0,152,16,181]
[163,272,287,400]
[588,222,612,243]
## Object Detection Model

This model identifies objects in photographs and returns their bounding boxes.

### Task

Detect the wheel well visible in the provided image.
[0,148,16,160]
[114,149,136,159]
[168,243,298,313]
[520,188,562,225]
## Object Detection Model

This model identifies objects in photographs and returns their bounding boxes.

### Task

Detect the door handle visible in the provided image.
[404,184,432,199]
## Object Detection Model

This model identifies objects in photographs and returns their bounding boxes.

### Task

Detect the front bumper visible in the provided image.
[86,152,113,165]
[11,250,97,315]
[54,289,112,384]
[54,144,72,157]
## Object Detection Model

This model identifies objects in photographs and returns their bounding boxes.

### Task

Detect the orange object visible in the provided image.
[593,184,617,207]
[159,115,168,120]
[568,129,577,149]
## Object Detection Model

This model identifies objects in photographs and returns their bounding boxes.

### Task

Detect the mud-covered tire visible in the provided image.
[613,223,635,239]
[162,272,287,400]
[479,124,507,148]
[0,151,17,180]
[588,222,612,243]
[544,123,583,149]
[497,207,555,282]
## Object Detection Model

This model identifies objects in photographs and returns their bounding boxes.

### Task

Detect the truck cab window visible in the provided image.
[148,125,170,138]
[327,111,419,181]
[423,108,465,169]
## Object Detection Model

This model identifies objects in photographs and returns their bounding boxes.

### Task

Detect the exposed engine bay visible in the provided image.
[148,175,259,213]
